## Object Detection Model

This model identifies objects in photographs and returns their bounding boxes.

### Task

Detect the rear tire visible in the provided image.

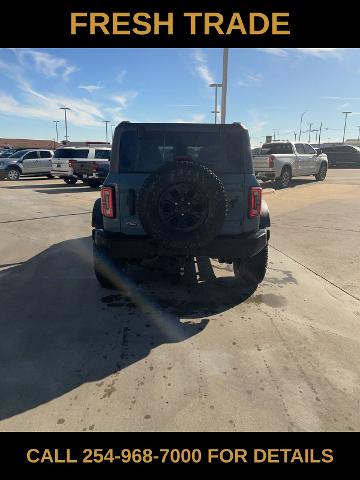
[6,168,20,181]
[47,174,54,179]
[233,244,268,287]
[64,176,77,185]
[275,167,291,189]
[315,162,327,181]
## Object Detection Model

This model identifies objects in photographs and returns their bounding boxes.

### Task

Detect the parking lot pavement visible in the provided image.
[0,172,359,432]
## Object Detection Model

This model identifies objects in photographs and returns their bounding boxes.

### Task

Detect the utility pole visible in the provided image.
[318,122,323,147]
[293,132,297,141]
[342,111,352,143]
[308,122,313,143]
[357,126,360,146]
[220,48,228,124]
[103,120,110,143]
[53,120,60,144]
[299,110,309,141]
[59,107,71,143]
[111,124,116,142]
[209,83,222,124]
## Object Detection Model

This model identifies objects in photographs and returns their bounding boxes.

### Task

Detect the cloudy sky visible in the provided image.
[0,48,360,145]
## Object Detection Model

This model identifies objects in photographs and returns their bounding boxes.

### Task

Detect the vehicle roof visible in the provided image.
[117,121,248,131]
[322,144,358,148]
[55,146,111,150]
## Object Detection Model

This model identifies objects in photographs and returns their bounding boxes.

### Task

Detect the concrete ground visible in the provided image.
[0,170,359,432]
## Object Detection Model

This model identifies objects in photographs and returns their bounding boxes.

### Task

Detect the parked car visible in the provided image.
[91,121,270,290]
[0,148,29,158]
[73,149,111,188]
[51,147,111,184]
[253,141,328,188]
[321,145,360,168]
[0,149,54,181]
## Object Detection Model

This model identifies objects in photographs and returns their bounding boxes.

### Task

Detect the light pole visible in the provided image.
[299,110,309,142]
[220,48,228,124]
[103,120,110,143]
[293,131,297,142]
[53,120,60,144]
[59,107,71,143]
[209,83,222,124]
[308,122,313,143]
[111,124,116,142]
[342,111,352,143]
[318,122,323,146]
[357,126,360,146]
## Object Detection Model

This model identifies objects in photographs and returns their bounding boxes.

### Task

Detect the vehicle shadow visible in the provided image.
[36,187,98,194]
[0,236,253,421]
[261,177,317,190]
[4,183,87,190]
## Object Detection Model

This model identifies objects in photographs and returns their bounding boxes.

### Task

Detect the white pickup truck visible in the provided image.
[253,141,328,188]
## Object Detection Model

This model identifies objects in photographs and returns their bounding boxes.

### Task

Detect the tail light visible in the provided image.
[69,159,77,168]
[268,155,275,168]
[101,186,115,218]
[91,161,97,173]
[248,187,262,218]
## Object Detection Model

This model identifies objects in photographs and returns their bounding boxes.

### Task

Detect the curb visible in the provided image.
[262,188,276,195]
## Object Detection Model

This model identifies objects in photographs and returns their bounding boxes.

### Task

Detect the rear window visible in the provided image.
[260,143,293,155]
[119,130,247,173]
[95,149,111,159]
[54,149,89,159]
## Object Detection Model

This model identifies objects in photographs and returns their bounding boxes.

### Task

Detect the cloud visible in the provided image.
[258,48,344,59]
[295,48,343,59]
[103,92,138,122]
[0,89,105,127]
[257,48,288,57]
[0,50,137,129]
[238,73,263,87]
[79,83,104,94]
[116,69,127,84]
[337,103,350,110]
[322,96,360,100]
[192,49,215,86]
[11,49,78,80]
[0,86,139,127]
[167,104,200,107]
[111,92,138,108]
[247,109,268,134]
[172,113,206,123]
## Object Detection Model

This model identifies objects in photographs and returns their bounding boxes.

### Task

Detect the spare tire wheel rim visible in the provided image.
[159,182,209,232]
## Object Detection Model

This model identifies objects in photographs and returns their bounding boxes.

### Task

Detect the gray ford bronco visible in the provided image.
[91,122,270,289]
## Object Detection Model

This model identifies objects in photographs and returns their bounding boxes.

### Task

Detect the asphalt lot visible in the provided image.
[0,169,359,432]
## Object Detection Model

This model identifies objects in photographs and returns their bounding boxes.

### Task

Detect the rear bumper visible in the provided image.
[75,170,106,180]
[94,228,269,260]
[256,171,276,180]
[51,167,73,177]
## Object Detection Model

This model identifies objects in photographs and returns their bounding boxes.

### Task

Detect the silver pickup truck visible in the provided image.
[253,141,328,188]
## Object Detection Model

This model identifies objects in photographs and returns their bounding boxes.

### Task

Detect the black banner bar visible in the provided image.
[1,1,358,47]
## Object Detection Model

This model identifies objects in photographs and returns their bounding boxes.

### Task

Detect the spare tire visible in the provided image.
[137,160,227,252]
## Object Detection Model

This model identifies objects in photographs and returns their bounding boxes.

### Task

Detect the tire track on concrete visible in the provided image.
[269,244,360,302]
[0,212,92,224]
